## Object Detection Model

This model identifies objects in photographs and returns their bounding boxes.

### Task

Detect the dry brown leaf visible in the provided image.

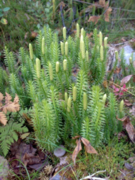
[23,153,41,166]
[3,94,20,113]
[124,100,132,107]
[104,7,112,22]
[125,119,135,143]
[116,116,128,122]
[133,75,135,82]
[81,137,98,154]
[72,135,80,139]
[0,92,4,107]
[99,0,106,7]
[72,139,82,164]
[23,113,32,124]
[0,112,7,125]
[120,75,133,86]
[130,105,135,116]
[14,95,19,104]
[59,1,65,8]
[31,32,38,39]
[72,136,97,164]
[87,32,93,38]
[103,80,108,88]
[5,93,12,105]
[114,67,121,74]
[3,102,20,113]
[117,116,135,143]
[88,16,101,24]
[0,93,4,101]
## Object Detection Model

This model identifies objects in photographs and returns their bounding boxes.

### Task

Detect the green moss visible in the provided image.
[58,137,135,180]
[0,1,37,53]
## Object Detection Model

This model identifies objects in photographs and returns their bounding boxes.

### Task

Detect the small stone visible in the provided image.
[54,145,66,158]
[50,174,61,180]
[125,163,134,170]
[0,156,9,179]
[59,156,68,166]
[50,174,67,180]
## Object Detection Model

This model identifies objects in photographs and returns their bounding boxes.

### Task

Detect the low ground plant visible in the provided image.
[0,24,126,153]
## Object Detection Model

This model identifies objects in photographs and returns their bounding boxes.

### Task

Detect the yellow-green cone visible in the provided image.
[120,100,124,112]
[29,43,33,60]
[63,59,67,71]
[63,27,66,41]
[73,86,77,102]
[99,31,102,46]
[56,61,60,73]
[102,94,107,105]
[36,58,41,78]
[60,41,64,55]
[104,37,108,48]
[67,96,71,112]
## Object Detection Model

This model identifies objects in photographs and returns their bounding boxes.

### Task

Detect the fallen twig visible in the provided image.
[80,170,107,180]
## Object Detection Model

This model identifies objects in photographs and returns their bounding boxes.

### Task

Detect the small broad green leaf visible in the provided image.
[20,132,30,139]
[0,18,8,25]
[3,7,10,12]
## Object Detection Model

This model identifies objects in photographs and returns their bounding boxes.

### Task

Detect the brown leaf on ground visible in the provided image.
[31,32,38,39]
[72,139,82,164]
[22,113,32,124]
[118,132,127,140]
[124,117,135,143]
[116,116,128,122]
[58,1,65,8]
[23,153,41,166]
[114,67,121,74]
[3,94,20,113]
[10,142,37,161]
[29,160,48,170]
[130,105,135,116]
[72,135,80,139]
[124,100,132,107]
[103,80,108,88]
[99,0,106,7]
[0,93,4,107]
[88,16,101,24]
[81,138,98,154]
[117,116,135,143]
[133,75,135,82]
[0,112,7,125]
[87,32,93,38]
[120,75,133,86]
[72,136,97,164]
[5,92,12,104]
[104,7,112,22]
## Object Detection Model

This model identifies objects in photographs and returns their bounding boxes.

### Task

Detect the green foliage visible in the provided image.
[0,92,28,157]
[104,93,118,143]
[0,119,28,157]
[1,25,124,151]
[67,137,134,180]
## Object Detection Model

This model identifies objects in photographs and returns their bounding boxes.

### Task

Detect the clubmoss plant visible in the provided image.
[1,25,124,151]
